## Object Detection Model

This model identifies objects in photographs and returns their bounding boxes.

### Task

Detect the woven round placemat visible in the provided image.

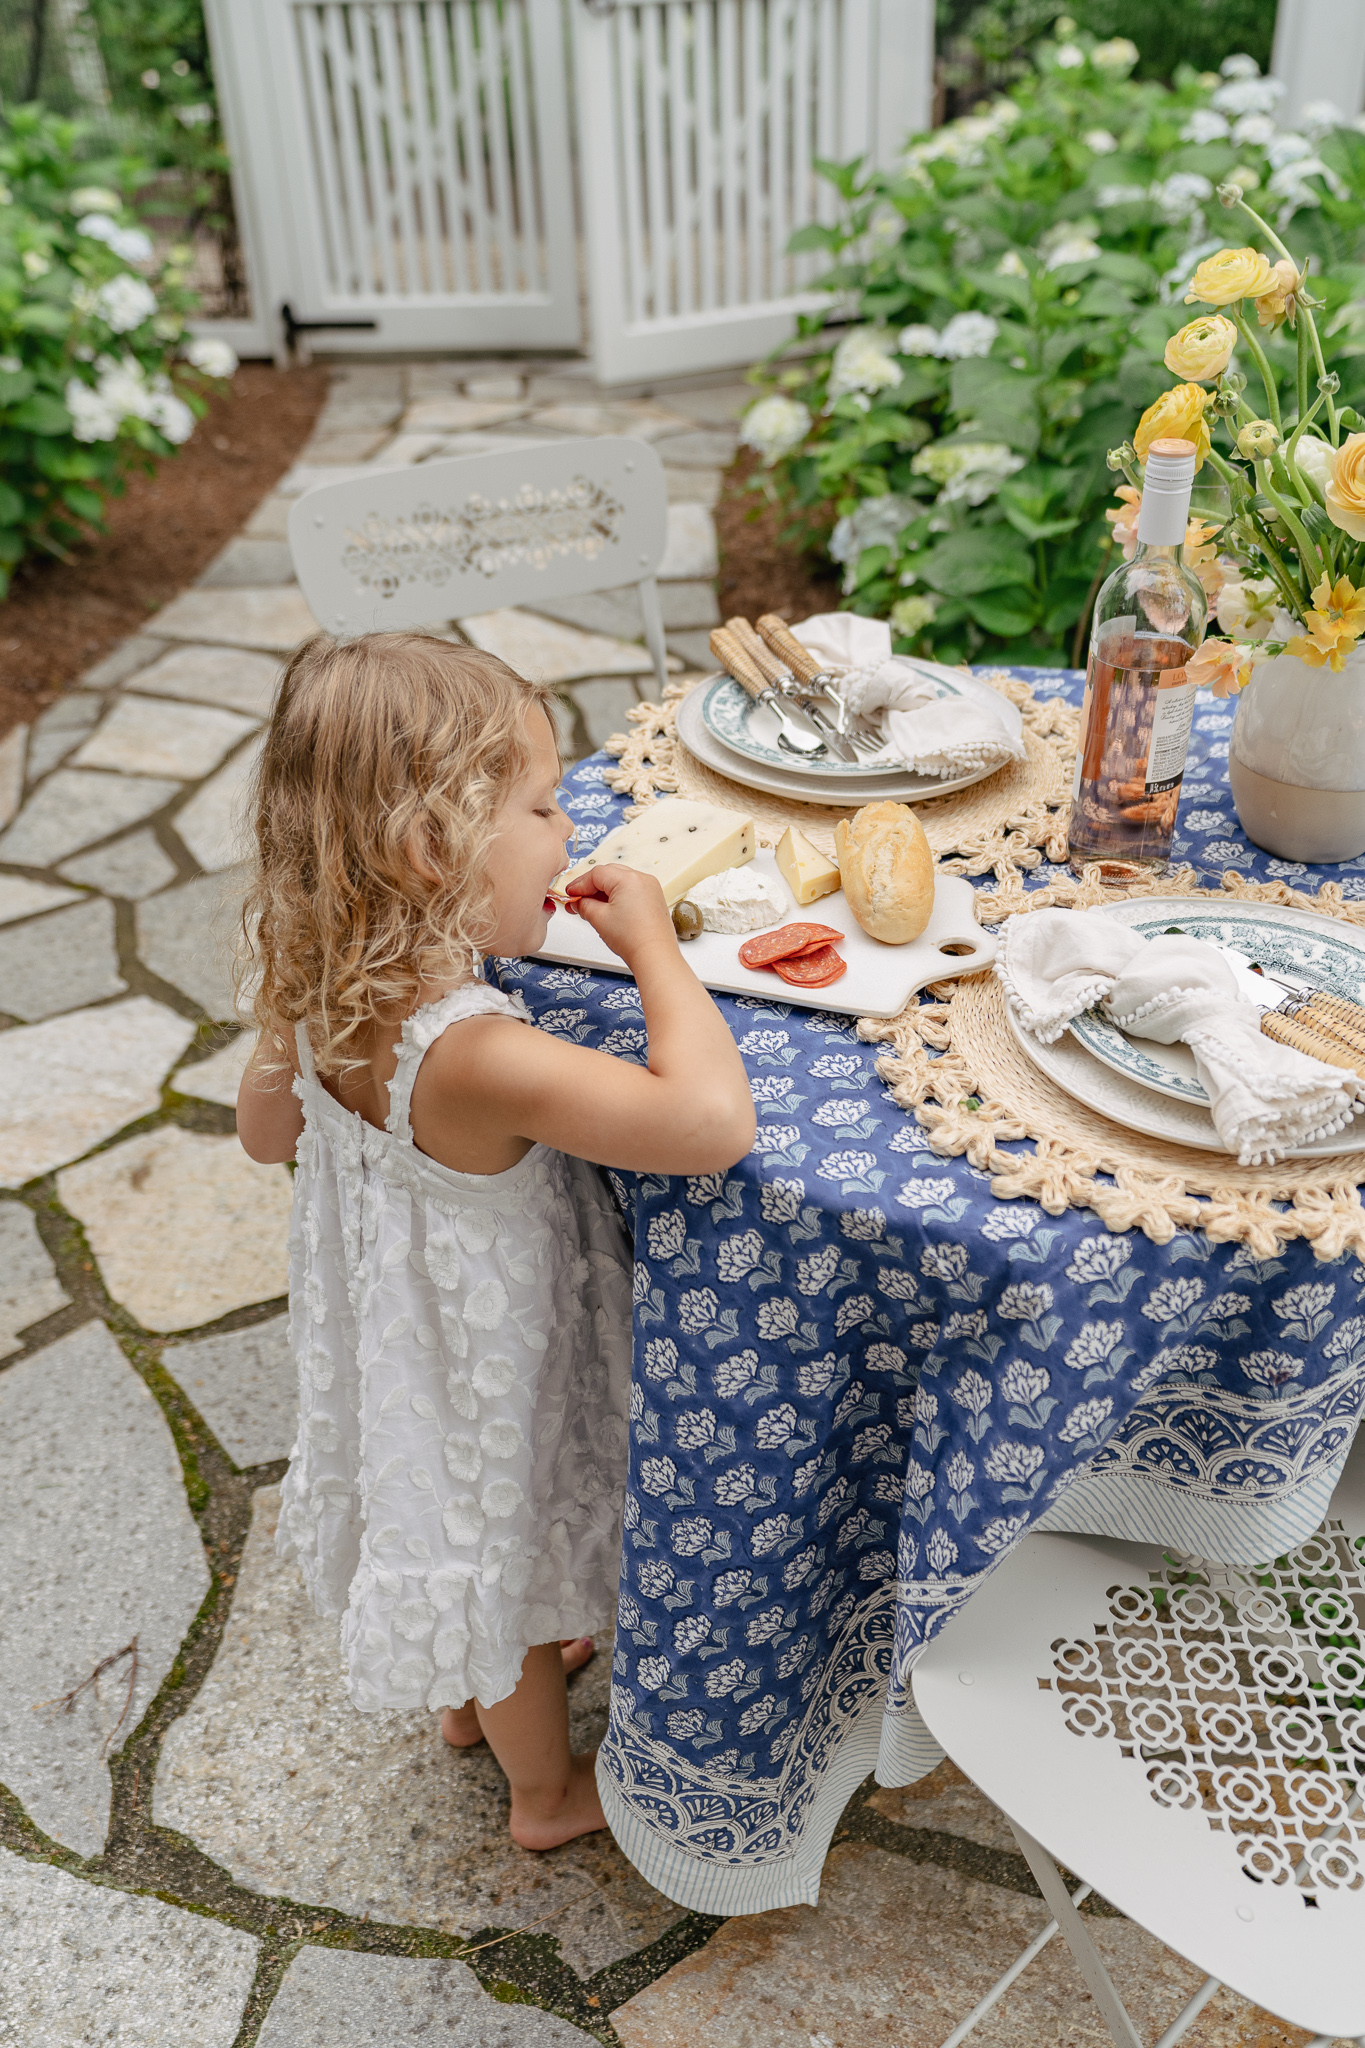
[603,673,1076,878]
[865,865,1365,1259]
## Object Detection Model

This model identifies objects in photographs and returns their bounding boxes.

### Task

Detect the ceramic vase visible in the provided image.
[1227,646,1365,864]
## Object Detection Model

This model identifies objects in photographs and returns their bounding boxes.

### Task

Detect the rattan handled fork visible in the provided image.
[709,626,827,757]
[725,617,862,764]
[756,613,881,755]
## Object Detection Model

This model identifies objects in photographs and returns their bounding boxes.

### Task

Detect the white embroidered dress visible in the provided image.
[278,983,633,1713]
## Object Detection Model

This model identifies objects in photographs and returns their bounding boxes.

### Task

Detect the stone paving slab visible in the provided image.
[530,582,720,641]
[526,401,693,441]
[57,829,178,901]
[610,1840,1282,2048]
[198,537,298,587]
[0,723,27,823]
[135,866,248,1020]
[663,466,723,507]
[658,504,718,580]
[173,1029,255,1107]
[0,896,125,1021]
[0,1849,259,2048]
[244,494,293,542]
[27,694,103,779]
[400,396,533,432]
[79,634,168,690]
[164,1313,297,1467]
[0,997,196,1187]
[147,587,320,653]
[654,384,750,427]
[0,1323,210,1854]
[72,695,258,781]
[459,610,672,683]
[132,643,283,719]
[0,767,182,868]
[155,1489,683,1979]
[0,1203,71,1356]
[0,875,82,925]
[256,1947,592,2046]
[656,429,737,468]
[58,1126,292,1333]
[173,735,263,872]
[574,680,646,751]
[304,428,394,462]
[866,1757,1017,1854]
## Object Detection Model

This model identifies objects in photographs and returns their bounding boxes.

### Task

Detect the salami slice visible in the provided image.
[737,922,843,970]
[772,944,847,987]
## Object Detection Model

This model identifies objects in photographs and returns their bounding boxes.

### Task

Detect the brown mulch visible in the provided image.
[715,449,840,626]
[0,362,329,741]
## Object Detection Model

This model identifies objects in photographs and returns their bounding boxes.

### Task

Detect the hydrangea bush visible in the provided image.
[0,107,235,598]
[742,35,1365,667]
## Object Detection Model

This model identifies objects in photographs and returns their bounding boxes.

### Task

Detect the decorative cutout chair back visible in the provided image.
[912,1437,1365,2045]
[287,437,671,688]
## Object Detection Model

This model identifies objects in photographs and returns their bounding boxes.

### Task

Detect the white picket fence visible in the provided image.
[203,0,930,380]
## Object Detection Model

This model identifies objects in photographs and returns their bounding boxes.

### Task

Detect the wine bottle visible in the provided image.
[1067,437,1208,876]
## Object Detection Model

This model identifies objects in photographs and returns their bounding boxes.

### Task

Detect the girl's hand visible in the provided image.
[565,866,676,965]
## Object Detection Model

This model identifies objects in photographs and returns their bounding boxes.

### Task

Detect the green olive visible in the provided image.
[672,898,704,941]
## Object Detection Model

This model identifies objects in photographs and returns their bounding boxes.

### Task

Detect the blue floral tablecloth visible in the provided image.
[490,667,1365,1916]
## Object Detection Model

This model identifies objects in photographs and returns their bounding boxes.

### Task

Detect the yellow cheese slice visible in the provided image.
[775,824,840,906]
[555,798,756,907]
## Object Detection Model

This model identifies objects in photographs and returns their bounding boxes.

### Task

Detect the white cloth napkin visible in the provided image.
[791,613,1026,779]
[998,908,1365,1165]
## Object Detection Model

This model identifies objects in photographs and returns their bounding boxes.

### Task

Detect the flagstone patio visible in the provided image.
[0,358,1330,2046]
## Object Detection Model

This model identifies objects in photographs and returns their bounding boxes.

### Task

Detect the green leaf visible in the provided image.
[787,223,842,255]
[1043,577,1097,637]
[60,483,104,522]
[1000,503,1079,542]
[0,367,36,406]
[1094,252,1158,291]
[0,528,24,565]
[0,482,23,524]
[968,586,1039,637]
[948,359,1044,453]
[960,266,1034,313]
[911,526,1034,597]
[1075,280,1135,319]
[12,301,72,335]
[9,392,70,434]
[887,363,944,408]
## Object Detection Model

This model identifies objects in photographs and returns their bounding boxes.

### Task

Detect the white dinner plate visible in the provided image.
[675,679,991,807]
[700,659,1024,783]
[1064,897,1365,1108]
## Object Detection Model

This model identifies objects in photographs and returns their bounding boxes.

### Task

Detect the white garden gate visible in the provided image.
[204,0,929,380]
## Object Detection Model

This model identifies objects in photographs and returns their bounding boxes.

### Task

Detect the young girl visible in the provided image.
[236,633,755,1850]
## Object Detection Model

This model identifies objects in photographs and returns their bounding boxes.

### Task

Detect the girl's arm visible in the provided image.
[418,867,757,1176]
[237,1041,305,1163]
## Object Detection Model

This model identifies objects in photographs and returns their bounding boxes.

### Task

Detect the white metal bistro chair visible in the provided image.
[286,436,672,690]
[912,1434,1365,2048]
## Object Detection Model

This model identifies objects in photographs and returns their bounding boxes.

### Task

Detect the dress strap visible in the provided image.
[385,981,533,1143]
[294,1020,318,1085]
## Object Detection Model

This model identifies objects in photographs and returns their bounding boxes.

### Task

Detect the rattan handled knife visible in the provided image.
[709,626,827,757]
[724,617,858,764]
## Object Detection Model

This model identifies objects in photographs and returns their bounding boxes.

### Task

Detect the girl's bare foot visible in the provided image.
[441,1640,594,1749]
[508,1750,606,1851]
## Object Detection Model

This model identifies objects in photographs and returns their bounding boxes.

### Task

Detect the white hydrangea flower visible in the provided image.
[174,102,213,127]
[92,273,158,333]
[1054,42,1085,69]
[1269,157,1338,205]
[1097,184,1148,208]
[1181,109,1230,144]
[1083,129,1118,153]
[828,494,917,587]
[911,440,1024,506]
[1212,74,1286,117]
[827,328,902,402]
[739,393,811,462]
[995,249,1029,276]
[938,310,998,359]
[897,322,943,356]
[0,354,20,373]
[1091,37,1138,73]
[1221,52,1262,80]
[1265,131,1314,169]
[144,382,196,444]
[1301,99,1346,132]
[1231,111,1276,147]
[1042,234,1101,269]
[76,214,154,264]
[69,185,121,213]
[64,377,122,442]
[1151,171,1214,221]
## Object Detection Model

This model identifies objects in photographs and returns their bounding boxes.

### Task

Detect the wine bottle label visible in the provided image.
[1143,675,1196,794]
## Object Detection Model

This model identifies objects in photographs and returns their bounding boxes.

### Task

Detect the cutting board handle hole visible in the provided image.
[938,940,978,958]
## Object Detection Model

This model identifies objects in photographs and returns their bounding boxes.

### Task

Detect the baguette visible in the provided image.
[833,801,935,944]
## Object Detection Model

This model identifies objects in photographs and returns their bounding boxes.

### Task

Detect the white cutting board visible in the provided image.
[534,860,995,1019]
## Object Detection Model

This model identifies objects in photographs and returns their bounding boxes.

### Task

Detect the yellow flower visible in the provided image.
[1164,314,1236,381]
[1255,256,1308,330]
[1104,483,1142,559]
[1183,520,1231,601]
[1185,246,1275,307]
[1236,418,1280,459]
[1325,432,1365,542]
[1188,638,1253,696]
[1133,385,1212,469]
[1285,574,1365,671]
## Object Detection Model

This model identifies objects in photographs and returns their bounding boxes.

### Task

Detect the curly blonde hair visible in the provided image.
[240,632,557,1078]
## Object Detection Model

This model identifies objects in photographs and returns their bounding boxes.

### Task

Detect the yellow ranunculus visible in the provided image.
[1255,256,1308,331]
[1164,314,1236,382]
[1325,432,1365,541]
[1133,384,1212,469]
[1286,573,1365,671]
[1236,419,1280,459]
[1184,246,1275,307]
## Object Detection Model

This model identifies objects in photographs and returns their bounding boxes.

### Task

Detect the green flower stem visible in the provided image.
[1232,312,1282,432]
[1243,518,1307,620]
[1228,194,1296,269]
[1297,312,1310,426]
[1225,192,1338,443]
[1256,462,1328,583]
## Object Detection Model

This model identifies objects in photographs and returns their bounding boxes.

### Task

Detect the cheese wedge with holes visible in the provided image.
[775,824,841,906]
[554,797,756,907]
